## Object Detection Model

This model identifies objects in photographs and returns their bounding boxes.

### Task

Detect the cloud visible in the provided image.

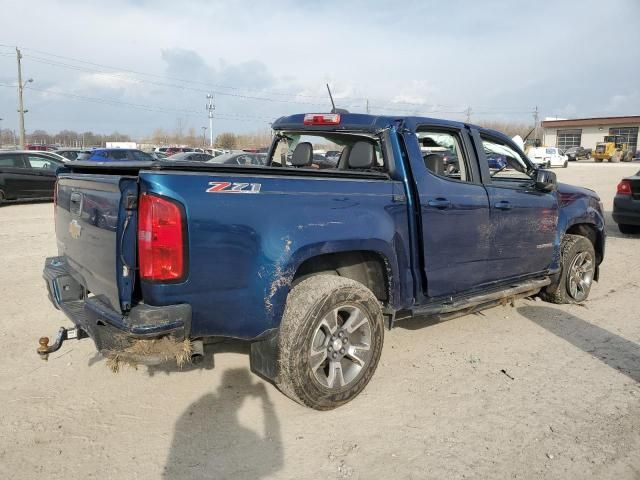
[0,0,639,136]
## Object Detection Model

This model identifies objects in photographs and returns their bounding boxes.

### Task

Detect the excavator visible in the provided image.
[593,134,633,163]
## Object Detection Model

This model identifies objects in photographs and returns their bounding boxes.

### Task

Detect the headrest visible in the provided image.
[348,141,375,169]
[291,142,313,167]
[424,153,444,176]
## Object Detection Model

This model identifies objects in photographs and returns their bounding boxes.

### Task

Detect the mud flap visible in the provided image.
[249,330,279,383]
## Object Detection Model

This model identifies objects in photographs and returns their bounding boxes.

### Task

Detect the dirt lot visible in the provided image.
[1,162,639,479]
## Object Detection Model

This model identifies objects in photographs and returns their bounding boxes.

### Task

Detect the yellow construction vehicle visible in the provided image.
[593,135,633,162]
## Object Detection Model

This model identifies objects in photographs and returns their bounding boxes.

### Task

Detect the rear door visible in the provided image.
[475,133,558,280]
[25,154,59,197]
[0,153,37,198]
[402,125,492,298]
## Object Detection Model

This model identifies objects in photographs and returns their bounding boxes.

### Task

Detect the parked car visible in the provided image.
[612,170,640,234]
[528,147,568,168]
[206,152,267,165]
[564,146,592,161]
[149,152,168,160]
[486,153,508,170]
[56,148,92,161]
[164,147,195,156]
[0,151,65,203]
[85,149,154,162]
[41,112,605,410]
[166,152,213,162]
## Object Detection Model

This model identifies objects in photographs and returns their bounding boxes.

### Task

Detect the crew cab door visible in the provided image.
[0,153,36,198]
[401,126,492,299]
[25,154,59,197]
[474,132,558,280]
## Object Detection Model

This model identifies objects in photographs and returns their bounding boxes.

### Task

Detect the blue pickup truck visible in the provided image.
[40,113,605,410]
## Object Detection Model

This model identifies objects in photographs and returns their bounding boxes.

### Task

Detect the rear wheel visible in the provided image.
[276,275,384,410]
[594,157,603,163]
[542,234,596,304]
[618,223,640,234]
[0,190,5,205]
[563,160,568,168]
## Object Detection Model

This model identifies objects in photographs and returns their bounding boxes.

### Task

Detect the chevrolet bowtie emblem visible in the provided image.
[69,219,82,239]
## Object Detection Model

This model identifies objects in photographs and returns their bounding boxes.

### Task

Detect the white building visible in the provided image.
[541,115,640,153]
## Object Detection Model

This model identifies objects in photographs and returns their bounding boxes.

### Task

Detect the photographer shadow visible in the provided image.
[163,368,283,479]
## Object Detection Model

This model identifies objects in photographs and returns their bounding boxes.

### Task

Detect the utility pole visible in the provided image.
[533,106,539,145]
[16,47,31,150]
[366,99,370,114]
[465,106,472,123]
[0,117,3,148]
[201,126,207,148]
[206,94,215,147]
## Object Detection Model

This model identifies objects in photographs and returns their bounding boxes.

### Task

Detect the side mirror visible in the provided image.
[534,168,557,192]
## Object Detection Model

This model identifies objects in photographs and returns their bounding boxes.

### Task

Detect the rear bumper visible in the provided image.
[43,256,191,354]
[613,196,640,226]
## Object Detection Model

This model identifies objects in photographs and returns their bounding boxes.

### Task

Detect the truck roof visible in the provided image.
[271,112,510,143]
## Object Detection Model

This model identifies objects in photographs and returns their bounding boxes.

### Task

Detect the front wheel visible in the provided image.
[563,160,568,168]
[276,275,384,410]
[542,234,596,304]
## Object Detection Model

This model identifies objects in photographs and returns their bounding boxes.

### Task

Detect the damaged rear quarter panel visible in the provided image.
[138,171,408,340]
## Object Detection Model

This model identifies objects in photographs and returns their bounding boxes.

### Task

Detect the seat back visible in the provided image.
[347,141,375,169]
[291,142,313,167]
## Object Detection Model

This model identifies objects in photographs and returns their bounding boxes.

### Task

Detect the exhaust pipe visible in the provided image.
[190,339,204,364]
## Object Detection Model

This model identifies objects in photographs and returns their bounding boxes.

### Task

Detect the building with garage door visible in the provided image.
[541,116,640,153]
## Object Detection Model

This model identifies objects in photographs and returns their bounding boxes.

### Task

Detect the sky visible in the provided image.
[0,0,639,139]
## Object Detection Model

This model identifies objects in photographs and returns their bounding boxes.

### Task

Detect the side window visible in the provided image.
[417,130,470,182]
[108,150,129,160]
[27,156,56,170]
[481,137,532,181]
[131,150,152,161]
[0,155,24,168]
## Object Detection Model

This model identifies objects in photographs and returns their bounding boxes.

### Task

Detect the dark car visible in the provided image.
[86,149,154,162]
[564,146,592,161]
[166,152,213,162]
[613,171,640,234]
[206,152,267,166]
[56,148,92,161]
[0,151,65,203]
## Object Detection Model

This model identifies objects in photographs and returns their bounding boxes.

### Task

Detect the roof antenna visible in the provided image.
[326,83,336,113]
[326,83,349,114]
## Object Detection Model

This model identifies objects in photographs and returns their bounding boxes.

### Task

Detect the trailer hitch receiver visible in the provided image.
[37,326,87,360]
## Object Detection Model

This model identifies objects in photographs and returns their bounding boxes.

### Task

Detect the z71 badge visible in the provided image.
[206,182,261,194]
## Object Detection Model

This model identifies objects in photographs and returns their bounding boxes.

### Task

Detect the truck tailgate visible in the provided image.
[55,174,138,312]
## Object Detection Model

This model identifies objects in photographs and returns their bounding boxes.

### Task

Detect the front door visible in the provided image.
[476,134,558,280]
[402,127,492,299]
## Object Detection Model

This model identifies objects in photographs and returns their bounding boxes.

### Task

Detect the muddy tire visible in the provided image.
[0,189,5,205]
[276,275,384,410]
[541,234,596,304]
[594,157,603,163]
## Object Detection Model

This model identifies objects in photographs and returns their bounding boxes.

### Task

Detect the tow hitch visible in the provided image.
[37,326,87,360]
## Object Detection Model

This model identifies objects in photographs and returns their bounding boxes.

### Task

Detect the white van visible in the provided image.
[528,147,568,168]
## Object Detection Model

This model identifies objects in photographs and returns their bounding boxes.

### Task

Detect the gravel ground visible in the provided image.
[0,162,639,479]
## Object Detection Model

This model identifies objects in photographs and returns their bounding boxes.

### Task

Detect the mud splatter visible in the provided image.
[105,337,193,372]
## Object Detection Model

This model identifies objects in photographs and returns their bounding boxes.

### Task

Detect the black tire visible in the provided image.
[563,160,568,168]
[594,157,603,163]
[276,275,384,410]
[618,223,640,234]
[541,234,596,304]
[0,189,5,205]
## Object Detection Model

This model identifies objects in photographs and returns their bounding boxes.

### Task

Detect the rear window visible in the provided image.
[269,132,385,171]
[546,148,556,154]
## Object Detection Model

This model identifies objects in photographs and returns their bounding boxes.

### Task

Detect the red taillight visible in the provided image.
[617,179,632,195]
[138,193,186,282]
[303,113,341,125]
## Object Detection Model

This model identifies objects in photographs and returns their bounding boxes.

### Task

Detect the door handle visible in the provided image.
[427,198,451,209]
[494,200,512,210]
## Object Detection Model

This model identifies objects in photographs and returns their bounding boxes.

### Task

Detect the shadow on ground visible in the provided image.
[518,305,640,383]
[163,368,283,479]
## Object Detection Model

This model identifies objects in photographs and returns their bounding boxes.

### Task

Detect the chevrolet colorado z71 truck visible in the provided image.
[41,113,605,410]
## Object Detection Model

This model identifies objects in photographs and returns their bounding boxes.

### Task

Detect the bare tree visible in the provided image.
[216,132,238,149]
